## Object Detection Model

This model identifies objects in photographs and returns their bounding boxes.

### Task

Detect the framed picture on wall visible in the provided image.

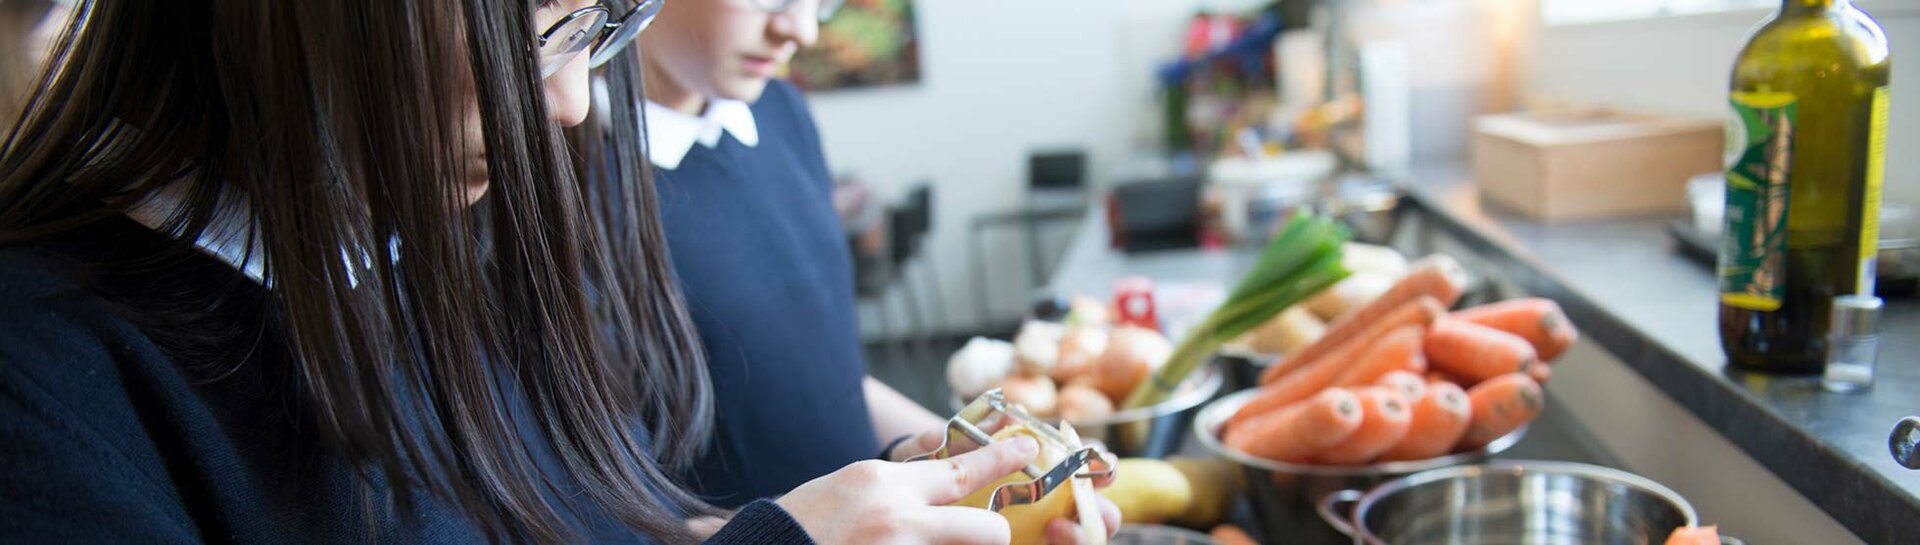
[786,0,921,92]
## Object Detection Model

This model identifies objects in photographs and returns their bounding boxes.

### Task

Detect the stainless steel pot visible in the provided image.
[949,363,1225,458]
[1194,389,1527,545]
[1317,460,1742,545]
[1111,524,1219,545]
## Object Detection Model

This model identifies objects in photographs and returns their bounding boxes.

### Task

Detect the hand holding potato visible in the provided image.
[780,436,1120,545]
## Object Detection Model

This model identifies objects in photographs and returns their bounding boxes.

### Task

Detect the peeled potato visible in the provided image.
[953,426,1076,545]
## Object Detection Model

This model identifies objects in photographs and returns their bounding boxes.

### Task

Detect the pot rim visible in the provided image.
[1343,460,1701,544]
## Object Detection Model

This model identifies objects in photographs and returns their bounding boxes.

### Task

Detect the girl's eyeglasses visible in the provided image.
[746,0,846,23]
[536,0,665,78]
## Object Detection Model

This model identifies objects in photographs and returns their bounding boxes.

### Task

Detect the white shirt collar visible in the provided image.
[641,98,758,170]
[128,186,269,285]
[128,184,386,289]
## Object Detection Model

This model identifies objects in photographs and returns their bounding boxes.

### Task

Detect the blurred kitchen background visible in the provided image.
[819,0,1914,357]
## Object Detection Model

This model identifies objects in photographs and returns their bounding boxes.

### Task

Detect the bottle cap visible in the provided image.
[1829,295,1883,338]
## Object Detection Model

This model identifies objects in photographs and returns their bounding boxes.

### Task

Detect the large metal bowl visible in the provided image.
[1211,346,1278,393]
[949,363,1225,459]
[1317,460,1740,545]
[1193,388,1528,544]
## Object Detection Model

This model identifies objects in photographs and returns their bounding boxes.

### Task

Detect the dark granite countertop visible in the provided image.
[1047,167,1919,544]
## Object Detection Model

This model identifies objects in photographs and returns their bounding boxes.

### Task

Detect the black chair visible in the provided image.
[1028,150,1087,194]
[857,183,941,364]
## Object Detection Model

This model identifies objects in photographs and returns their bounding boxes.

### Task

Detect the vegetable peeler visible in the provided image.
[905,388,1118,512]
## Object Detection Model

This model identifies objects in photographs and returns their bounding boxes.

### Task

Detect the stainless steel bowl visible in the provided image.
[1111,524,1220,545]
[1194,389,1528,544]
[1317,460,1739,545]
[1212,346,1279,392]
[949,364,1225,458]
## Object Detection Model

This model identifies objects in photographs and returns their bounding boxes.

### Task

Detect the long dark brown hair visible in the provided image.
[0,1,714,542]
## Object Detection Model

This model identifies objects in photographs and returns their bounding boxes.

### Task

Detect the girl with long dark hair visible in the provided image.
[0,1,1064,543]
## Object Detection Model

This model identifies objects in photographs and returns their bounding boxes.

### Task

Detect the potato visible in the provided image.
[953,425,1077,545]
[1166,456,1243,528]
[1098,458,1192,524]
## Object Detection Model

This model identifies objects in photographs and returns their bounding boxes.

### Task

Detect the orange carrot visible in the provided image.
[1313,387,1413,465]
[1210,524,1259,545]
[1378,381,1472,461]
[1236,298,1444,426]
[1526,360,1553,384]
[1258,294,1446,388]
[1332,326,1427,387]
[1425,369,1470,387]
[1260,256,1467,384]
[1223,389,1363,463]
[1373,370,1427,402]
[1424,318,1538,383]
[1664,526,1722,545]
[1453,298,1580,362]
[1461,374,1543,449]
[1323,255,1469,329]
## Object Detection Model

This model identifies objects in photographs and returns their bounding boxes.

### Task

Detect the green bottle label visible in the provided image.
[1721,91,1797,312]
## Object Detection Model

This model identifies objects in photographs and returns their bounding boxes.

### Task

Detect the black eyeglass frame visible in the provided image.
[535,0,664,77]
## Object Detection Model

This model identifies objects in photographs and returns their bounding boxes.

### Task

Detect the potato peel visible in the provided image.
[1059,423,1106,545]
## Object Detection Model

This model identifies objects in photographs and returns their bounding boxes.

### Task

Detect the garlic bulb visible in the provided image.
[947,337,1015,399]
[1064,296,1111,328]
[1013,320,1067,377]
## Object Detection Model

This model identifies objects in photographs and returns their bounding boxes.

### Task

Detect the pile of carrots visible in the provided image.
[1220,255,1580,465]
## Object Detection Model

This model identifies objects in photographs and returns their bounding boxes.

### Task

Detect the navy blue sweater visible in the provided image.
[653,81,878,507]
[0,216,812,544]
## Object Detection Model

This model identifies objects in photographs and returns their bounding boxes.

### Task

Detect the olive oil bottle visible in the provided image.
[1721,0,1890,373]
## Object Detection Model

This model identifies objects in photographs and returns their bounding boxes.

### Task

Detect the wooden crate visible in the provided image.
[1471,110,1724,222]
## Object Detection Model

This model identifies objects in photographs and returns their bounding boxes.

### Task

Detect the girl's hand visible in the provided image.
[777,437,1038,544]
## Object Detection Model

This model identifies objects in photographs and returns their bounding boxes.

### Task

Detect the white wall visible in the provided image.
[1530,0,1920,207]
[806,0,1268,334]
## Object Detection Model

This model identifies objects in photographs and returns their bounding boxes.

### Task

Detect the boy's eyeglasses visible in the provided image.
[536,0,665,78]
[746,0,845,22]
